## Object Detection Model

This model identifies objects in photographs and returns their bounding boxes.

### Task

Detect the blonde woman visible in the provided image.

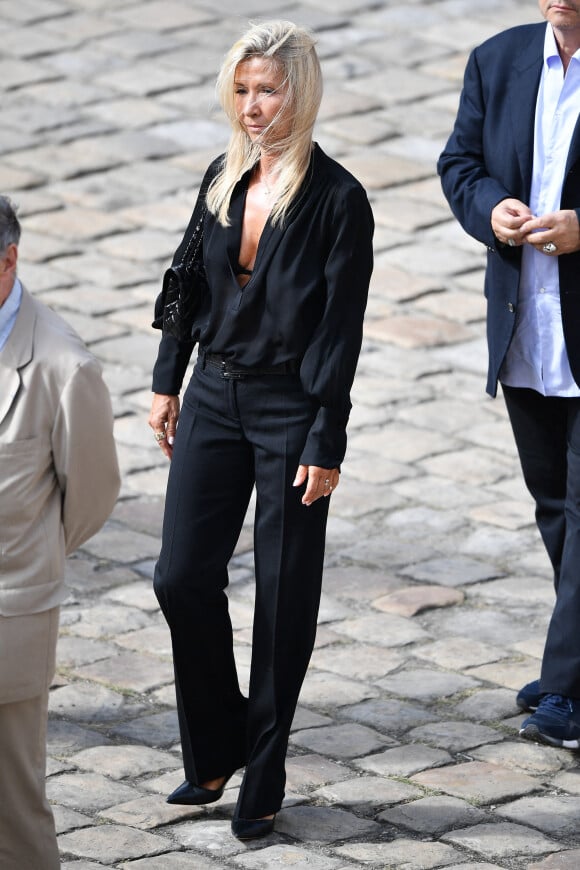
[149,20,373,840]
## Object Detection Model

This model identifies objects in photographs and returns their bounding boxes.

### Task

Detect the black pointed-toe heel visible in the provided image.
[166,774,233,806]
[231,815,276,840]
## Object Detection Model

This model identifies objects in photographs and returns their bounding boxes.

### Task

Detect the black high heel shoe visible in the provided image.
[231,814,276,840]
[166,774,233,806]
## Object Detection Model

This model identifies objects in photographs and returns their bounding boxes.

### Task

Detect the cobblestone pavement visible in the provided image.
[6,0,580,868]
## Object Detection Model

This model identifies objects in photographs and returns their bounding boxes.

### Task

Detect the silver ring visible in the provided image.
[324,478,330,486]
[543,242,557,253]
[507,238,516,247]
[154,431,166,442]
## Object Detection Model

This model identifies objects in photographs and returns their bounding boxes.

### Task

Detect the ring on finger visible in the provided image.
[154,431,166,442]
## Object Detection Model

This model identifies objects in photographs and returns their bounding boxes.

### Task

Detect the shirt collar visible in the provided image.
[0,278,23,350]
[545,22,580,69]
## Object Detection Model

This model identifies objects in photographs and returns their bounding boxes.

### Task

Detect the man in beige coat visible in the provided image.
[0,196,120,869]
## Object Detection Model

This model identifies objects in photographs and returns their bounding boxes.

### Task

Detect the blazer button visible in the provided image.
[508,303,515,313]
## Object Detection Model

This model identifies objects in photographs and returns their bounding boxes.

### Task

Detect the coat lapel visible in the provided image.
[0,368,21,426]
[507,27,544,193]
[565,114,580,176]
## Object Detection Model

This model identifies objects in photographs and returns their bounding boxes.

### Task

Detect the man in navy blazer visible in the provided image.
[439,1,580,748]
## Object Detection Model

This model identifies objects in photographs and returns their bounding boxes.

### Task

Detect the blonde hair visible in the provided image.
[206,20,322,227]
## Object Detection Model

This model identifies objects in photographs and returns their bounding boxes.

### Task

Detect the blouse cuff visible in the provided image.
[151,334,194,395]
[299,405,348,469]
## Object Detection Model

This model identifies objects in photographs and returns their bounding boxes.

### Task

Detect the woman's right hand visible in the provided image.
[149,393,180,460]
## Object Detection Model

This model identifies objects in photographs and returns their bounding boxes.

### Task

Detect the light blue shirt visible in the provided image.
[500,24,580,396]
[0,278,22,353]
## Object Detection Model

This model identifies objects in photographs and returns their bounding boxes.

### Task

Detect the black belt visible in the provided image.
[201,351,300,379]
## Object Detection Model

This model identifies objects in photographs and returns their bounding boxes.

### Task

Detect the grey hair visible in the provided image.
[207,20,323,227]
[0,196,21,256]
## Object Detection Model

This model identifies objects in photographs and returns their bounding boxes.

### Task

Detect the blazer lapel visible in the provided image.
[565,113,580,176]
[0,368,21,426]
[0,288,35,426]
[507,29,544,192]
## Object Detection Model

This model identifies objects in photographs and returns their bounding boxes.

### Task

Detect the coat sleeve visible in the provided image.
[299,183,374,469]
[437,46,513,249]
[51,358,120,555]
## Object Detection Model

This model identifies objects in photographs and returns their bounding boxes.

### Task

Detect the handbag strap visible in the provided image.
[180,205,206,276]
[175,161,219,275]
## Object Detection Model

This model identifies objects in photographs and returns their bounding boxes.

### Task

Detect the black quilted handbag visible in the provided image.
[161,205,207,341]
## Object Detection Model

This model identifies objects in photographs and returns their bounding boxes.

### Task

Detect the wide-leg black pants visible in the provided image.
[502,385,580,697]
[154,359,330,819]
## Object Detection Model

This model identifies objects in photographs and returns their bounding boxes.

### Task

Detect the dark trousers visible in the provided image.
[154,360,330,819]
[502,385,580,697]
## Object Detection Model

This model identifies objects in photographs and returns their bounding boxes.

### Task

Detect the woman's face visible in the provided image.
[234,56,291,147]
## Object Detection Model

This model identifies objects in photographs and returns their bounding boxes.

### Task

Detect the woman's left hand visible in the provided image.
[149,393,180,460]
[293,465,339,506]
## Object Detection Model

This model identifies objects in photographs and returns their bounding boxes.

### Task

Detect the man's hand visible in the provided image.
[149,394,180,459]
[293,465,340,506]
[520,209,580,255]
[491,198,533,247]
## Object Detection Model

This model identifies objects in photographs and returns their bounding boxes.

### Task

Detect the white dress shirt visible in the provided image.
[500,24,580,396]
[0,278,22,353]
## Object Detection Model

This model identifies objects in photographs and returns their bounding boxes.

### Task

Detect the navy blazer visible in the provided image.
[438,23,580,396]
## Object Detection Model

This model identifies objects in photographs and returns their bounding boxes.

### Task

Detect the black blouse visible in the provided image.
[153,144,374,468]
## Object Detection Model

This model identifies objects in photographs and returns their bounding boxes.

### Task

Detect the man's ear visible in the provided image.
[0,244,18,306]
[0,243,18,276]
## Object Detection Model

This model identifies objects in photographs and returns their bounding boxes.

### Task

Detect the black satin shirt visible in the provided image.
[153,144,374,467]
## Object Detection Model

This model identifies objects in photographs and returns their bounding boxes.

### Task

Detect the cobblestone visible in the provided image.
[411,761,539,804]
[4,1,577,867]
[379,795,486,836]
[442,823,563,861]
[334,839,461,868]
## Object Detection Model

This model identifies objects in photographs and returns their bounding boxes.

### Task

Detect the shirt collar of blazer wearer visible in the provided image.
[0,277,22,354]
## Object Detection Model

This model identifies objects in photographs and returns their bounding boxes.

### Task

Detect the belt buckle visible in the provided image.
[220,360,246,380]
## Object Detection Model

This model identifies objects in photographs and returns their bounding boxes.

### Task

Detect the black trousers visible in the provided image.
[502,385,580,697]
[154,359,330,819]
